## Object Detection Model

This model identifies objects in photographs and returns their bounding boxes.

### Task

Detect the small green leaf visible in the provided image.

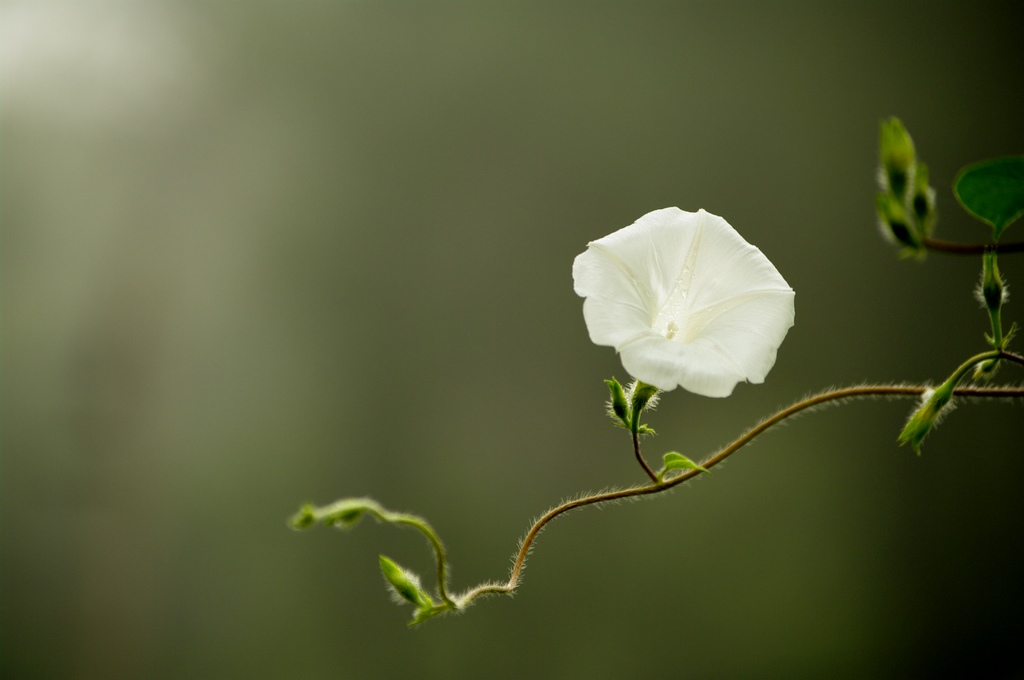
[954,156,1024,239]
[657,451,711,482]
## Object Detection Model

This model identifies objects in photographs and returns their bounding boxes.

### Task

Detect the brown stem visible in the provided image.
[923,237,1024,255]
[495,383,1024,595]
[633,430,658,483]
[1000,350,1024,368]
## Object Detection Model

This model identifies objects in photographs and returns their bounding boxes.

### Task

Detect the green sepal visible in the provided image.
[656,451,711,482]
[636,424,656,436]
[410,605,446,627]
[954,156,1024,239]
[604,377,631,429]
[987,322,1020,354]
[973,357,1000,381]
[379,555,434,611]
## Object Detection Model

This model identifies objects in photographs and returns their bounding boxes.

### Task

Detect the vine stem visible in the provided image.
[387,514,457,609]
[455,381,1024,606]
[632,430,658,483]
[923,237,1024,255]
[1001,350,1024,368]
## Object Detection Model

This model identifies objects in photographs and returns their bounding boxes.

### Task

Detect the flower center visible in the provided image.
[652,269,694,343]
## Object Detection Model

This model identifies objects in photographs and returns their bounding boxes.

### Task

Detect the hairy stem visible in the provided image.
[299,379,1024,618]
[633,430,658,483]
[462,382,1024,607]
[923,237,1024,255]
[1000,350,1024,368]
[387,514,457,609]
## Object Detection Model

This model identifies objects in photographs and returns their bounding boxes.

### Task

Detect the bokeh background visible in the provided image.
[3,2,1024,678]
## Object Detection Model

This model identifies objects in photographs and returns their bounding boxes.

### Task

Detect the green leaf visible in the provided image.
[657,452,711,482]
[954,156,1024,239]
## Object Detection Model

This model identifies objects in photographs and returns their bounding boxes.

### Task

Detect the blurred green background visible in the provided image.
[3,2,1024,678]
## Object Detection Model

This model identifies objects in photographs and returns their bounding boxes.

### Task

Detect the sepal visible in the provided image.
[604,377,631,429]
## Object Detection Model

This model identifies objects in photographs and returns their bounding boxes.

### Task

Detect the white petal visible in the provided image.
[679,210,792,320]
[580,296,652,348]
[581,208,702,311]
[689,289,795,383]
[573,207,795,397]
[619,333,746,397]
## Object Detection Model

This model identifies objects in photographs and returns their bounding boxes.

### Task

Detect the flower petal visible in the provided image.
[573,207,795,397]
[619,333,746,398]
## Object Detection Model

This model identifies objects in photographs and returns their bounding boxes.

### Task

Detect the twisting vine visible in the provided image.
[291,118,1024,626]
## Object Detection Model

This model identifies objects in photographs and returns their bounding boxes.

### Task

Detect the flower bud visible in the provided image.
[630,381,659,414]
[980,250,1006,311]
[627,381,660,434]
[898,382,955,455]
[321,498,378,529]
[879,117,916,201]
[876,193,920,250]
[911,162,937,238]
[379,555,433,610]
[604,377,630,427]
[289,504,317,530]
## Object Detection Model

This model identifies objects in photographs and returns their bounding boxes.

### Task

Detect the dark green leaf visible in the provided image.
[954,156,1024,239]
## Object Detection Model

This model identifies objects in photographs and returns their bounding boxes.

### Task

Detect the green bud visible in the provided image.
[973,357,1000,381]
[629,381,659,416]
[980,250,1006,311]
[879,117,916,200]
[379,555,434,610]
[898,381,955,455]
[911,162,937,238]
[321,498,377,529]
[288,504,318,530]
[604,377,631,428]
[978,250,1010,349]
[628,381,660,434]
[876,193,920,251]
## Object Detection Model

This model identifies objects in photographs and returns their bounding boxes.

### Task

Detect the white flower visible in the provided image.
[572,208,795,397]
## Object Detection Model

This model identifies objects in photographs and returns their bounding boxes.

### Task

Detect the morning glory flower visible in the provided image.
[572,208,795,397]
